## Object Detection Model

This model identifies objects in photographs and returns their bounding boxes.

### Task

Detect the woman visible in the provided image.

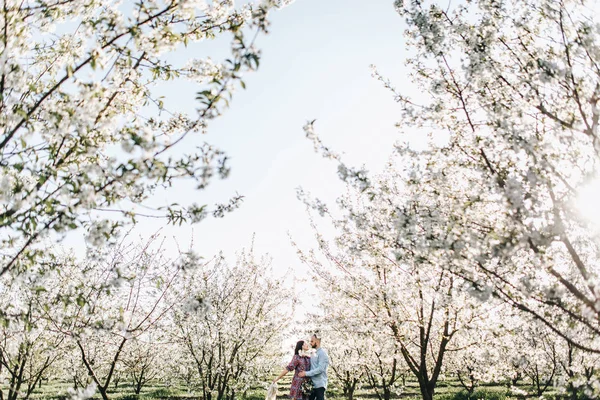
[273,340,312,400]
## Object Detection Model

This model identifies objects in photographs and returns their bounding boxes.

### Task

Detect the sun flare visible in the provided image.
[575,179,600,229]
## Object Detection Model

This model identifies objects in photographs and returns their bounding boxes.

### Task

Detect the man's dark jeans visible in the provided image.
[310,387,325,400]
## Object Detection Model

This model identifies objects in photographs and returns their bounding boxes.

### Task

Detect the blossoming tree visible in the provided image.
[119,336,164,395]
[301,0,600,394]
[443,314,509,397]
[296,165,493,400]
[36,237,185,400]
[0,266,67,400]
[385,0,600,356]
[0,0,289,281]
[305,296,379,400]
[170,248,292,400]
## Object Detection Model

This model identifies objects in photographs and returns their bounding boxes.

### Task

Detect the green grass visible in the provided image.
[4,381,196,400]
[3,376,567,400]
[436,388,508,400]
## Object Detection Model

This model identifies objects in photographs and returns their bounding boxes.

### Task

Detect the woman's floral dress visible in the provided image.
[286,354,311,400]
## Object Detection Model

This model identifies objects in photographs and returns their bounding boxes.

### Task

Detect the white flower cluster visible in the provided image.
[67,383,97,400]
[84,220,115,247]
[182,296,210,314]
[184,58,225,84]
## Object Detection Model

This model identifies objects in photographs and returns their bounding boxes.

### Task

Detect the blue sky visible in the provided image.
[75,0,415,313]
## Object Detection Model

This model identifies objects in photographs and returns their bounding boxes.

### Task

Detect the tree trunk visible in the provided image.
[417,376,434,400]
[97,386,109,400]
[347,379,357,400]
[456,370,476,399]
[511,371,521,386]
[383,387,391,400]
[135,377,143,395]
[9,348,28,400]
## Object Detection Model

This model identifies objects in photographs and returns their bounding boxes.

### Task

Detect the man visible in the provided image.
[298,333,329,400]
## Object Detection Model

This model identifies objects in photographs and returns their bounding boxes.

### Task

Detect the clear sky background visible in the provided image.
[71,0,415,315]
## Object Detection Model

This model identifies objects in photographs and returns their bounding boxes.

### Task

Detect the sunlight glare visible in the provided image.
[575,178,600,229]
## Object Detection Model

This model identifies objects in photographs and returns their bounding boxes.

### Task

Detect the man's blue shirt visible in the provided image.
[306,347,329,389]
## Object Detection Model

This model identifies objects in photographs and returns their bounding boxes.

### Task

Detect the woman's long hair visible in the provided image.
[294,340,304,355]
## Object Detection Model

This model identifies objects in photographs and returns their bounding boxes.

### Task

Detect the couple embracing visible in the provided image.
[274,333,329,400]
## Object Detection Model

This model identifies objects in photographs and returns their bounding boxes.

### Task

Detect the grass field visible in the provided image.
[7,375,565,400]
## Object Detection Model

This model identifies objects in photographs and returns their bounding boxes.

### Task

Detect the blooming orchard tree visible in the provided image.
[555,339,600,398]
[0,269,67,400]
[442,308,570,398]
[327,340,365,400]
[0,0,290,281]
[119,336,163,395]
[170,248,291,400]
[380,0,600,357]
[488,316,600,398]
[505,319,562,397]
[37,237,184,400]
[360,332,403,400]
[296,167,492,400]
[443,317,508,398]
[313,294,410,400]
[59,342,93,391]
[162,348,197,390]
[305,297,372,400]
[304,0,600,392]
[1,236,303,398]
